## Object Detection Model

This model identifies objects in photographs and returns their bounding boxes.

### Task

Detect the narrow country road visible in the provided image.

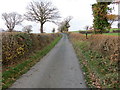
[11,34,87,88]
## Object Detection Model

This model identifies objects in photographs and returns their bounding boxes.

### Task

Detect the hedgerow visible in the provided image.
[2,32,60,66]
[69,33,120,88]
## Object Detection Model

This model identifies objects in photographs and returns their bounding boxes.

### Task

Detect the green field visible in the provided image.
[82,33,119,36]
[71,28,119,34]
[70,30,120,36]
[109,28,119,32]
[103,33,120,36]
[70,31,79,33]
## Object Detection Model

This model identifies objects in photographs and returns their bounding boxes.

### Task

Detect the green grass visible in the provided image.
[70,31,79,33]
[71,28,120,35]
[82,33,120,36]
[103,33,120,36]
[109,28,119,32]
[71,40,119,88]
[2,36,62,89]
[85,33,120,36]
[70,28,119,33]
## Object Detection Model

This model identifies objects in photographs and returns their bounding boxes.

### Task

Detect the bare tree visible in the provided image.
[25,1,60,33]
[64,16,73,32]
[58,22,64,32]
[84,25,89,30]
[22,25,32,33]
[52,28,55,33]
[58,16,73,32]
[2,12,23,32]
[112,0,120,4]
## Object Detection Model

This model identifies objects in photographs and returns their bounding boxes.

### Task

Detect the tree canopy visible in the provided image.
[2,12,23,32]
[92,2,111,33]
[58,16,72,32]
[25,0,60,33]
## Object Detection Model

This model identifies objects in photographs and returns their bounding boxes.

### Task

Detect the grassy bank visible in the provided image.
[2,33,60,66]
[2,36,62,89]
[70,33,119,88]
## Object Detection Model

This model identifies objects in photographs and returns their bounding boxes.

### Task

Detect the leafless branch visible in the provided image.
[2,12,23,32]
[25,0,60,33]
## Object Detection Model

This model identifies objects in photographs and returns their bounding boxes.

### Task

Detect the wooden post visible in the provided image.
[86,26,89,39]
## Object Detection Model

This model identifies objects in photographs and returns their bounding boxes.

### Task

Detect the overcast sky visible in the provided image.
[0,0,118,33]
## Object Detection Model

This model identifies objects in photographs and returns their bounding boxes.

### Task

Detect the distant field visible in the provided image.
[70,28,119,33]
[109,28,119,32]
[103,33,120,36]
[70,31,120,36]
[70,29,120,36]
[89,33,120,36]
[70,31,79,33]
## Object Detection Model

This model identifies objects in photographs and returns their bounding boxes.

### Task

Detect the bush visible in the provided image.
[2,32,60,66]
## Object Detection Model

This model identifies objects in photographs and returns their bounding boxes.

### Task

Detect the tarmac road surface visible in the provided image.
[11,34,87,88]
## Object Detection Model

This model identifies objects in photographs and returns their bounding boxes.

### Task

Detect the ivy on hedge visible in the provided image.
[92,2,111,34]
[14,33,33,49]
[2,33,60,66]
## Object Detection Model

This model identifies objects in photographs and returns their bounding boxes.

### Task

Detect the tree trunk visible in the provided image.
[86,32,88,39]
[40,23,44,33]
[9,29,13,32]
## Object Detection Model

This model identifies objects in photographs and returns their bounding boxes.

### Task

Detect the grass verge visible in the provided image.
[71,40,119,88]
[2,36,62,89]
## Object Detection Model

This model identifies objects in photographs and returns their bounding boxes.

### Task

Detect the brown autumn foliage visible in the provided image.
[2,32,60,67]
[70,33,120,62]
[69,33,120,88]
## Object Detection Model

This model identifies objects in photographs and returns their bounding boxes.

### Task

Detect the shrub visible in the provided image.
[2,32,60,66]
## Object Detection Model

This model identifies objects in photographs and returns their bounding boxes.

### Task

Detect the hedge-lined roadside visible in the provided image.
[69,33,119,88]
[2,33,60,66]
[2,33,62,89]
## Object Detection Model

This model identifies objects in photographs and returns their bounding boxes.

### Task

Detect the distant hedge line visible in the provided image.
[2,32,60,66]
[79,30,120,34]
[112,30,120,33]
[70,33,120,59]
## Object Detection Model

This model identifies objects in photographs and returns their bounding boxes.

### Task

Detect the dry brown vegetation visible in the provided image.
[70,33,120,61]
[69,33,120,88]
[2,32,60,68]
[2,32,61,89]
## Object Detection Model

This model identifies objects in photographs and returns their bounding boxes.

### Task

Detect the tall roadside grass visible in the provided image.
[2,32,62,89]
[69,33,119,88]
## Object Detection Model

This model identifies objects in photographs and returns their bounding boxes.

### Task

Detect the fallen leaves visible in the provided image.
[70,33,119,88]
